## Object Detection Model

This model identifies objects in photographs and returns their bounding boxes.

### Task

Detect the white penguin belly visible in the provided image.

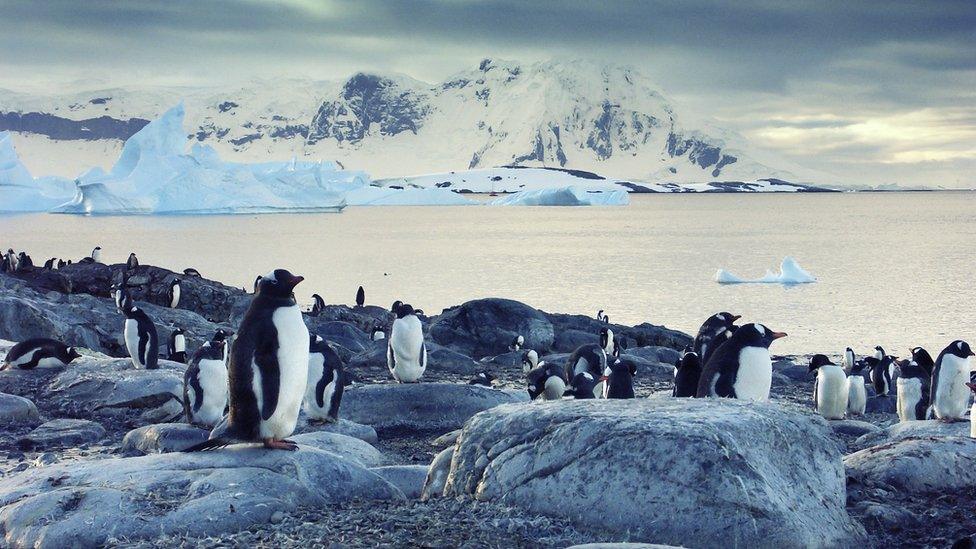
[934,355,971,419]
[816,366,848,420]
[390,316,425,382]
[124,319,143,368]
[543,376,566,401]
[196,358,228,426]
[170,285,181,308]
[971,404,976,438]
[847,375,867,415]
[259,305,309,439]
[36,356,66,368]
[733,347,772,401]
[303,353,335,418]
[8,348,39,368]
[896,377,923,422]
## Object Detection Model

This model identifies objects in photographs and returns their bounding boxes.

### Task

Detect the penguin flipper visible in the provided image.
[420,342,427,371]
[387,341,396,375]
[253,351,280,422]
[182,438,236,452]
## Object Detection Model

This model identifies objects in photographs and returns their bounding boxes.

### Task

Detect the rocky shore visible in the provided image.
[0,263,974,548]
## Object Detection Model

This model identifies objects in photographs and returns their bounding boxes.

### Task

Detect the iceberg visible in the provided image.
[344,186,478,206]
[716,257,817,285]
[0,132,75,212]
[489,186,630,206]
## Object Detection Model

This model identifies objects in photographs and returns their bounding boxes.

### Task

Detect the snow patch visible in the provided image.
[716,257,817,285]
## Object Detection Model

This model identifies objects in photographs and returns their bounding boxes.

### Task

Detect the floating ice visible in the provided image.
[344,186,477,206]
[489,186,629,206]
[716,257,817,285]
[0,132,75,212]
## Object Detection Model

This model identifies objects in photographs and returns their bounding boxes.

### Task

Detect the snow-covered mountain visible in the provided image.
[0,59,818,184]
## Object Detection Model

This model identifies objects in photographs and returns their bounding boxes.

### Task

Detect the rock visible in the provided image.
[850,501,919,529]
[369,465,428,499]
[18,419,105,449]
[426,343,482,375]
[444,399,864,548]
[829,419,882,438]
[845,436,976,493]
[623,346,681,365]
[306,320,370,354]
[429,299,555,359]
[431,429,462,448]
[618,355,673,382]
[290,431,386,467]
[0,447,402,546]
[568,545,681,549]
[543,312,691,350]
[552,329,597,353]
[0,393,39,425]
[121,424,211,454]
[864,395,897,414]
[341,383,523,431]
[46,358,184,419]
[422,446,454,501]
[854,419,970,447]
[294,417,379,445]
[479,351,522,368]
[772,358,812,382]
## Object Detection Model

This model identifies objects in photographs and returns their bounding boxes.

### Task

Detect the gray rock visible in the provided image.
[19,419,105,449]
[306,320,370,354]
[623,346,681,365]
[864,395,897,414]
[422,446,454,501]
[122,423,211,454]
[341,383,523,431]
[346,341,480,375]
[0,393,39,425]
[568,545,682,549]
[429,298,555,359]
[773,358,813,382]
[543,312,691,350]
[854,419,970,447]
[845,436,976,493]
[552,329,597,353]
[294,417,379,445]
[0,446,402,546]
[829,419,882,437]
[431,429,462,448]
[851,501,919,529]
[46,357,184,419]
[369,465,428,499]
[618,355,673,382]
[444,399,864,548]
[291,431,386,467]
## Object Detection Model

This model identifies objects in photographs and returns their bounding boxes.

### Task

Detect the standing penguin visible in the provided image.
[121,295,159,370]
[897,347,934,422]
[355,286,365,307]
[521,349,540,373]
[111,283,129,313]
[600,327,617,357]
[305,335,344,423]
[185,269,309,451]
[0,254,9,272]
[388,302,427,383]
[842,347,856,373]
[696,323,786,400]
[310,294,326,316]
[90,246,102,263]
[16,252,32,271]
[967,383,976,437]
[847,360,868,416]
[509,335,524,352]
[168,328,188,363]
[693,312,741,366]
[868,350,895,397]
[596,310,609,324]
[929,340,975,421]
[810,354,848,420]
[183,340,229,427]
[5,249,18,272]
[603,358,636,399]
[2,338,81,370]
[43,258,56,270]
[370,325,386,341]
[526,362,567,401]
[57,259,66,269]
[565,341,609,399]
[672,349,702,397]
[168,279,181,308]
[126,252,139,269]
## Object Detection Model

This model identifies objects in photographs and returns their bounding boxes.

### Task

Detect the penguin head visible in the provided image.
[390,300,403,313]
[678,350,701,370]
[257,269,304,298]
[599,327,615,354]
[608,357,637,377]
[736,323,787,348]
[170,278,180,288]
[808,354,836,371]
[394,303,416,319]
[564,372,597,399]
[66,347,81,362]
[212,328,229,342]
[873,346,885,360]
[910,347,935,373]
[946,340,975,359]
[521,349,539,373]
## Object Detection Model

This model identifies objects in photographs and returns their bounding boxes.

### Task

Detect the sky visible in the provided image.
[1,0,974,187]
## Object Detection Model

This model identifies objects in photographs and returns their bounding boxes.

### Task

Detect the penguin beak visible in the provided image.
[731,315,741,322]
[770,332,787,340]
[285,274,304,288]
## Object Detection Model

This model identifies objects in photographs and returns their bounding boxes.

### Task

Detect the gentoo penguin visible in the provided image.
[121,295,159,370]
[693,312,741,367]
[111,283,128,313]
[370,325,385,341]
[183,268,201,277]
[809,354,848,420]
[5,249,18,272]
[842,347,856,373]
[564,372,597,399]
[185,268,308,451]
[355,286,365,307]
[43,258,55,270]
[126,252,139,269]
[929,340,975,421]
[0,254,8,273]
[604,358,636,399]
[168,278,181,308]
[968,383,976,437]
[509,335,524,352]
[696,323,786,400]
[521,349,540,374]
[310,294,326,316]
[600,327,616,357]
[388,302,427,383]
[16,252,32,271]
[211,328,232,363]
[57,259,66,269]
[565,342,608,399]
[90,246,102,263]
[867,349,894,397]
[183,339,229,427]
[672,348,702,397]
[897,347,934,421]
[2,338,81,370]
[305,334,344,423]
[526,362,566,400]
[469,370,496,386]
[847,359,868,416]
[596,310,609,323]
[168,328,188,363]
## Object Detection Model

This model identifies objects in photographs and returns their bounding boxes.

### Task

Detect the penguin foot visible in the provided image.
[263,438,298,451]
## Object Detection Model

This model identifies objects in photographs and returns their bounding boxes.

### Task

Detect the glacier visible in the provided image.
[0,132,75,212]
[489,186,629,206]
[715,257,817,285]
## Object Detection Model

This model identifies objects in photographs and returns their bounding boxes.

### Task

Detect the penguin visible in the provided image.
[16,252,32,271]
[509,335,524,352]
[355,286,365,307]
[565,342,608,399]
[126,252,139,270]
[563,372,597,399]
[43,258,56,270]
[603,357,636,399]
[183,339,229,427]
[521,349,540,374]
[111,283,129,313]
[184,268,309,452]
[672,348,702,397]
[929,340,975,421]
[896,347,934,421]
[310,294,325,316]
[842,347,856,373]
[693,312,741,367]
[388,302,427,383]
[867,349,894,397]
[121,295,159,370]
[596,310,610,324]
[469,370,496,386]
[696,323,786,400]
[168,279,181,308]
[168,328,188,363]
[846,359,868,416]
[5,249,18,272]
[90,246,102,263]
[2,338,81,370]
[600,327,617,357]
[183,268,202,277]
[253,275,262,293]
[211,328,232,362]
[0,254,8,273]
[57,259,66,269]
[809,354,848,420]
[967,382,976,438]
[526,362,566,400]
[370,325,386,341]
[304,334,344,423]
